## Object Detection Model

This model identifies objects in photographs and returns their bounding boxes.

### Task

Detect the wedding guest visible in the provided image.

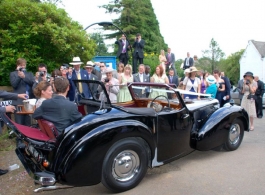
[166,48,176,74]
[133,64,149,97]
[213,70,226,107]
[100,67,119,103]
[179,68,190,89]
[183,67,201,99]
[117,64,133,102]
[149,65,169,98]
[117,62,125,79]
[201,72,208,94]
[145,65,151,81]
[132,33,145,73]
[159,49,167,74]
[241,72,257,131]
[237,76,244,104]
[115,34,130,66]
[168,68,179,87]
[205,75,217,98]
[183,52,194,70]
[254,76,264,118]
[33,81,53,108]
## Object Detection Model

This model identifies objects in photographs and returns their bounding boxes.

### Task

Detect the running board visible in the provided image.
[34,185,73,193]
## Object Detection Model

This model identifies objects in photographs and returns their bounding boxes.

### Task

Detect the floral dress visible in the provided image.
[117,74,133,102]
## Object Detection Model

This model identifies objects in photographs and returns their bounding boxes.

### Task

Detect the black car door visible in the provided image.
[156,107,193,162]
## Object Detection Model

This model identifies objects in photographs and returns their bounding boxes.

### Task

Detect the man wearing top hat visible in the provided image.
[68,57,91,101]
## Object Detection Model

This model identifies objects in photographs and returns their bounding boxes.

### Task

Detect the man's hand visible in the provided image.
[5,105,16,113]
[17,94,28,100]
[18,70,25,78]
[226,95,230,100]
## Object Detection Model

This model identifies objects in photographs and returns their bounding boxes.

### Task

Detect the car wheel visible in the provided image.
[224,119,244,151]
[101,138,148,192]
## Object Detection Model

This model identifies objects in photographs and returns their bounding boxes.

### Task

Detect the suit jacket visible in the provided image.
[0,90,19,113]
[237,79,244,100]
[221,76,231,99]
[88,73,99,97]
[133,73,149,83]
[255,80,264,97]
[133,39,145,58]
[33,95,82,134]
[115,39,130,57]
[168,75,179,87]
[9,70,35,105]
[183,57,194,69]
[133,73,149,97]
[69,69,91,100]
[166,53,176,67]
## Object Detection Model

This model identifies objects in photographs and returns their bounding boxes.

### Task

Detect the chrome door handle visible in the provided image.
[181,114,189,119]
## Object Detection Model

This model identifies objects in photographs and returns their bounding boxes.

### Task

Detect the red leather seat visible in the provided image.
[37,119,58,139]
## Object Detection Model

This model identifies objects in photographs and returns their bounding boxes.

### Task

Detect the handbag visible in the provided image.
[247,94,257,100]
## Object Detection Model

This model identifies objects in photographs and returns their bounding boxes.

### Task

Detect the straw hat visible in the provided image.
[189,66,198,73]
[104,67,114,73]
[69,57,83,65]
[85,61,94,68]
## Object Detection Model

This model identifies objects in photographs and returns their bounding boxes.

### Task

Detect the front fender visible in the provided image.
[59,119,155,186]
[195,105,249,151]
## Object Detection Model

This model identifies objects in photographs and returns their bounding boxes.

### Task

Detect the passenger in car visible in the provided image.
[33,77,82,134]
[183,67,201,99]
[33,81,53,108]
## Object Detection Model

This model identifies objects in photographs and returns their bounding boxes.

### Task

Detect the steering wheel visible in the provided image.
[149,95,171,112]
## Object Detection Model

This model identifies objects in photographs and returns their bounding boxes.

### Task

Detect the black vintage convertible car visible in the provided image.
[1,80,249,192]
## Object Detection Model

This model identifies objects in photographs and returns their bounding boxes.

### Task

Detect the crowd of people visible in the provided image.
[0,38,264,176]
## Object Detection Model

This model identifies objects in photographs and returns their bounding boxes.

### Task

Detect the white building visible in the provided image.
[239,40,265,81]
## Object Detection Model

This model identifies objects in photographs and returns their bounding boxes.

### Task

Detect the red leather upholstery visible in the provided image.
[37,119,58,139]
[78,105,86,116]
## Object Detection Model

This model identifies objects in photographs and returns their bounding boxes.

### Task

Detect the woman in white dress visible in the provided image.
[149,65,169,98]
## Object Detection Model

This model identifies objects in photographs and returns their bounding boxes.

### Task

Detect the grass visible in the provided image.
[0,128,16,151]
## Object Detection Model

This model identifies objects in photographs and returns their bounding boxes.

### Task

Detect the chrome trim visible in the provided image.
[34,175,56,186]
[229,123,240,145]
[34,185,73,193]
[151,148,163,167]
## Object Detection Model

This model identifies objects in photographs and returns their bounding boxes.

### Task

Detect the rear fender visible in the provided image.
[194,105,249,151]
[58,119,155,186]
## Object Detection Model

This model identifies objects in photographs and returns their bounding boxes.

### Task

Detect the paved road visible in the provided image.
[38,117,265,195]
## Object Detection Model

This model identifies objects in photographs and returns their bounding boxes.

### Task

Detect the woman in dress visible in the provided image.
[117,64,133,102]
[149,65,169,98]
[200,72,208,94]
[33,81,53,108]
[100,67,119,103]
[158,50,167,74]
[241,72,257,131]
[183,67,201,99]
[213,70,226,107]
[117,62,124,80]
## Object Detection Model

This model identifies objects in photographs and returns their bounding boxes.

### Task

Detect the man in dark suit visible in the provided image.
[254,76,264,118]
[115,34,130,66]
[9,58,35,126]
[168,68,179,87]
[183,52,194,70]
[33,77,82,134]
[68,57,91,102]
[133,33,145,74]
[85,61,99,96]
[166,48,176,74]
[0,90,27,176]
[133,64,149,97]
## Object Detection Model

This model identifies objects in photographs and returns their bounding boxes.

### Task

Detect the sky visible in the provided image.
[59,0,265,59]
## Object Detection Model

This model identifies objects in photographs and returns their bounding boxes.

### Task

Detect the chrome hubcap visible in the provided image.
[112,150,140,182]
[229,124,240,145]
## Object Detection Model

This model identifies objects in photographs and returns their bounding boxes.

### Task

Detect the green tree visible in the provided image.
[90,33,109,56]
[202,38,225,72]
[100,0,168,54]
[0,0,95,85]
[218,49,244,85]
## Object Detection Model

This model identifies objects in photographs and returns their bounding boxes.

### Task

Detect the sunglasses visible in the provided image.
[100,66,105,68]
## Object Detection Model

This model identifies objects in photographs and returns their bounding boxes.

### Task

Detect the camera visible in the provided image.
[246,80,250,85]
[18,67,23,71]
[39,71,45,77]
[104,78,109,83]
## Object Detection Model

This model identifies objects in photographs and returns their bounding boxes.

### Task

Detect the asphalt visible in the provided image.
[38,116,265,195]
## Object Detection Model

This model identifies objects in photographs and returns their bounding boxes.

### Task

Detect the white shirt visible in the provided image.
[139,73,143,82]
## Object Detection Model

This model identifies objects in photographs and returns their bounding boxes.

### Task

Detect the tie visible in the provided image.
[168,53,171,61]
[77,71,83,93]
[170,76,173,83]
[88,73,90,80]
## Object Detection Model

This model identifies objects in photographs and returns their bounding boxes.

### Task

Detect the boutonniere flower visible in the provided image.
[144,79,147,81]
[92,77,95,80]
[84,75,87,77]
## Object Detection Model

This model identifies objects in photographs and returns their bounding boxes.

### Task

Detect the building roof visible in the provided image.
[251,40,265,57]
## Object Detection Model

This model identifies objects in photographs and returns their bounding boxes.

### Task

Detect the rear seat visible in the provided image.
[37,119,59,139]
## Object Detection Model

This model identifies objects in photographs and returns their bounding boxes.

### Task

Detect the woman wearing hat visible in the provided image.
[241,72,257,131]
[205,75,217,98]
[183,67,201,99]
[100,67,119,103]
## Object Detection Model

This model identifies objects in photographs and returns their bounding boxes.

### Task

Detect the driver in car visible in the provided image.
[33,76,82,135]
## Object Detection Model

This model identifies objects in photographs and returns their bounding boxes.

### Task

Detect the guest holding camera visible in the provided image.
[117,64,133,102]
[133,33,145,74]
[9,58,35,126]
[213,70,226,107]
[33,64,51,89]
[241,72,257,131]
[33,81,53,108]
[100,67,119,103]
